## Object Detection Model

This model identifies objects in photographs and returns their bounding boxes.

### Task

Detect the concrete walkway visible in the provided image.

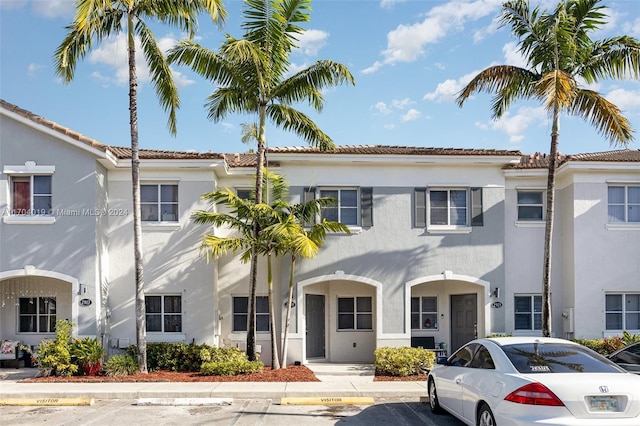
[0,367,428,400]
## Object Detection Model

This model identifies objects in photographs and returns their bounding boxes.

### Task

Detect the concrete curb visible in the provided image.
[135,397,233,406]
[280,396,374,405]
[0,397,94,406]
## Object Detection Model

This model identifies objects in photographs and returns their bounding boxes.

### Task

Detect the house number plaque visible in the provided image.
[80,298,92,306]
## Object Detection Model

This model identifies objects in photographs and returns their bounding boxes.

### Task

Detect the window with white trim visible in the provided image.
[411,296,438,329]
[141,184,178,222]
[232,296,270,332]
[145,295,182,332]
[606,294,640,331]
[10,175,52,216]
[514,295,542,330]
[608,186,640,223]
[517,190,544,221]
[320,188,358,226]
[236,188,252,200]
[337,296,372,330]
[18,297,56,333]
[429,188,468,226]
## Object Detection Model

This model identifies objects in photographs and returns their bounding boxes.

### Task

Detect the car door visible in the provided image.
[461,344,498,424]
[436,343,478,418]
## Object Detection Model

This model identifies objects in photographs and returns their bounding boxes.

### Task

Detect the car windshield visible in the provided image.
[501,343,621,374]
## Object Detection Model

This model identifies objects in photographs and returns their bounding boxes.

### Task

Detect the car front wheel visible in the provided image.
[428,378,442,414]
[477,402,495,426]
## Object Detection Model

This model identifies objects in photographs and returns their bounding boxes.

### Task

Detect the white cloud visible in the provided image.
[364,0,503,73]
[622,17,640,38]
[392,98,414,110]
[373,102,392,115]
[423,70,479,103]
[27,63,45,77]
[401,108,421,122]
[606,88,640,113]
[380,0,406,9]
[476,106,547,142]
[502,42,528,68]
[31,0,75,18]
[221,123,235,133]
[297,29,329,56]
[473,16,501,43]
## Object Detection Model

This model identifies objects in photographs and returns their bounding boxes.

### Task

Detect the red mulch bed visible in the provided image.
[20,366,426,383]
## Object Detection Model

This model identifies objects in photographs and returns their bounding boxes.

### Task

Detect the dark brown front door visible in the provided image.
[451,293,477,353]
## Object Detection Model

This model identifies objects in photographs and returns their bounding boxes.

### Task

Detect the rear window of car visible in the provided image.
[501,343,621,374]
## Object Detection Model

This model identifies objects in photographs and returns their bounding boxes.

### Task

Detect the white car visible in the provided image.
[427,337,640,425]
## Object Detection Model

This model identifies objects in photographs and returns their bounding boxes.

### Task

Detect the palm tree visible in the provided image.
[54,0,226,372]
[168,0,354,360]
[457,0,639,336]
[265,198,349,368]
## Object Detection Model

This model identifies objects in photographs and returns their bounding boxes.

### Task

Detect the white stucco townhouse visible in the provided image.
[1,99,638,365]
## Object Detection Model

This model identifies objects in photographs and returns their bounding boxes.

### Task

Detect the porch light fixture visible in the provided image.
[78,284,87,295]
[490,287,499,298]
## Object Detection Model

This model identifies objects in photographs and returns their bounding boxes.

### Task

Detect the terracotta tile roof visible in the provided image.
[1,99,107,152]
[108,146,224,160]
[510,150,640,169]
[268,145,522,156]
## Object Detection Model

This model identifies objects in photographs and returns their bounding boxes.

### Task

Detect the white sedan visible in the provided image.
[427,337,640,426]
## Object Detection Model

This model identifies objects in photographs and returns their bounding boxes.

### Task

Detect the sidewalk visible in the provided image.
[0,367,428,400]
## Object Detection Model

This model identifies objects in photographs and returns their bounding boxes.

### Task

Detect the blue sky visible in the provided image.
[1,0,639,156]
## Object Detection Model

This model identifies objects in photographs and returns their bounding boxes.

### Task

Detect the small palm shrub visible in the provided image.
[105,354,138,376]
[126,342,207,371]
[71,337,104,375]
[200,347,263,376]
[374,346,436,377]
[37,320,78,377]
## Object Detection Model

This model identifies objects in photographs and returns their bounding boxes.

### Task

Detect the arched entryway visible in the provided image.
[405,272,490,355]
[0,266,80,348]
[297,272,382,363]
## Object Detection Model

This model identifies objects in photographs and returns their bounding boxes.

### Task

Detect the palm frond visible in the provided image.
[534,69,577,110]
[267,104,334,150]
[136,20,179,135]
[570,89,634,147]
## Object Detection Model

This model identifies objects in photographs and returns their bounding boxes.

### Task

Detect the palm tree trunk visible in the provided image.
[128,14,147,373]
[542,104,560,338]
[267,252,280,369]
[280,255,296,368]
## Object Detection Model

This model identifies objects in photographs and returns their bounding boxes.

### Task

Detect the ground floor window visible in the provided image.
[232,296,270,332]
[606,293,640,330]
[145,295,182,332]
[411,296,438,329]
[514,294,542,330]
[18,297,56,333]
[337,296,372,330]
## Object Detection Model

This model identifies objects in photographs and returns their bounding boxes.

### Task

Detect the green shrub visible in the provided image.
[374,346,435,377]
[105,354,138,376]
[622,331,640,345]
[126,342,209,371]
[70,337,104,375]
[37,320,78,377]
[200,347,263,376]
[574,336,625,356]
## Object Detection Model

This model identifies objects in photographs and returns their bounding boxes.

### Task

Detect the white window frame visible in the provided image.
[140,183,179,223]
[145,294,183,333]
[337,296,373,331]
[232,296,270,333]
[605,293,640,332]
[514,294,542,331]
[3,162,55,225]
[411,296,438,330]
[319,187,359,226]
[608,185,640,224]
[427,187,470,232]
[517,190,544,222]
[235,188,252,200]
[17,296,57,334]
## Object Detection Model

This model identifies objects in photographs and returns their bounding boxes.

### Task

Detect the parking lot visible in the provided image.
[1,397,465,425]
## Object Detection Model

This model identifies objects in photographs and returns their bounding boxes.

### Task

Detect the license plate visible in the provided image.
[589,396,619,412]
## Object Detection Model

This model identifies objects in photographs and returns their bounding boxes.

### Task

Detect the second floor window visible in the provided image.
[608,186,640,223]
[11,175,52,216]
[145,295,182,332]
[514,295,542,330]
[517,190,544,221]
[429,189,467,226]
[320,189,358,226]
[141,184,178,222]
